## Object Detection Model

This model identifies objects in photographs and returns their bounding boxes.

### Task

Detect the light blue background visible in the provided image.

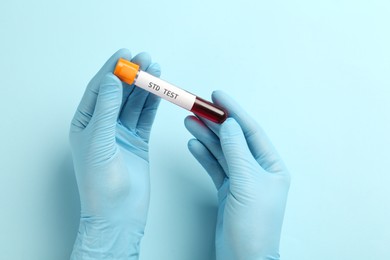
[1,1,389,259]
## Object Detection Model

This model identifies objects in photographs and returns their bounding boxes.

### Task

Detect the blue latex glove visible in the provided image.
[185,91,290,260]
[69,49,161,259]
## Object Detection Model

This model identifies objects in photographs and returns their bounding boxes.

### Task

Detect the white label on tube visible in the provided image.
[134,71,196,111]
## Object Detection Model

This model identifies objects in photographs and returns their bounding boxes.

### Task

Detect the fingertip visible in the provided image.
[185,116,212,138]
[198,116,221,134]
[110,49,132,68]
[211,90,241,113]
[211,90,228,104]
[211,89,225,98]
[187,138,204,155]
[147,62,161,77]
[184,116,191,128]
[131,52,152,70]
[188,138,198,148]
[184,115,201,128]
[115,48,132,60]
[93,49,132,80]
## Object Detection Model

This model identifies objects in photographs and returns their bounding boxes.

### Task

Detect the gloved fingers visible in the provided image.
[135,63,161,134]
[120,52,152,111]
[197,116,221,138]
[144,61,161,77]
[185,116,229,174]
[131,52,152,71]
[119,54,160,131]
[119,87,150,130]
[188,139,226,190]
[219,118,260,176]
[136,82,162,141]
[89,73,122,148]
[212,90,286,173]
[71,49,131,131]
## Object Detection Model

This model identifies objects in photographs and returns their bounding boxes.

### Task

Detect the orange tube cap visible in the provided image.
[114,58,140,85]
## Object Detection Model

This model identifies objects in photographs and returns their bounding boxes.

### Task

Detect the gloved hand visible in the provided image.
[185,91,290,260]
[69,49,161,260]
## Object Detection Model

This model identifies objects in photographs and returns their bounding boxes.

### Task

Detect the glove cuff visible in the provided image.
[70,217,143,260]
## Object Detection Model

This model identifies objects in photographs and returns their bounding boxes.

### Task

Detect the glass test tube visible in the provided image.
[114,58,227,124]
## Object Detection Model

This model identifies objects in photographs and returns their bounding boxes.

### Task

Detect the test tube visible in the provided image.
[114,58,227,124]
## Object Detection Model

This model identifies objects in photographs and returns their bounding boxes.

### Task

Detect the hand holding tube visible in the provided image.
[114,58,227,123]
[69,49,161,259]
[185,91,290,260]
